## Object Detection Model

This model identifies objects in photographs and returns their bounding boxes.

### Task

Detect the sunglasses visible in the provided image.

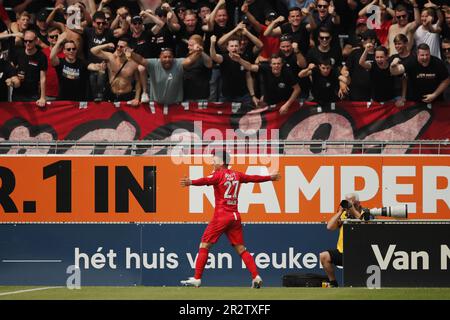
[443,47,450,52]
[317,5,329,9]
[48,34,59,39]
[95,21,106,26]
[396,14,407,19]
[23,40,34,43]
[319,36,331,40]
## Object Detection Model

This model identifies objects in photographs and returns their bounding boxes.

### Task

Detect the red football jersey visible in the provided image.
[191,168,272,218]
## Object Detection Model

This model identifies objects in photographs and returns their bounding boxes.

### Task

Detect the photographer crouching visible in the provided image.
[320,193,366,288]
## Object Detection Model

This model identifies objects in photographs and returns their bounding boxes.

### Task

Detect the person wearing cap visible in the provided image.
[344,29,378,101]
[35,9,51,48]
[128,13,161,103]
[241,2,280,62]
[174,1,187,21]
[342,16,368,59]
[386,1,420,56]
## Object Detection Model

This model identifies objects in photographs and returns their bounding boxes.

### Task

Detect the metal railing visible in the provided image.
[0,140,448,155]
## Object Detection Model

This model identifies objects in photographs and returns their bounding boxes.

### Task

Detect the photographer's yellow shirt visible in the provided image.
[337,211,348,253]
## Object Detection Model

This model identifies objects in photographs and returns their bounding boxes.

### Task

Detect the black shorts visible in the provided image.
[107,91,135,102]
[327,249,343,266]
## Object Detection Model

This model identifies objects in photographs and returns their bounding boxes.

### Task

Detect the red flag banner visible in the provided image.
[0,101,448,154]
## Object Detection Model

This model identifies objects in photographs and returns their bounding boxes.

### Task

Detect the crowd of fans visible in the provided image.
[0,0,449,111]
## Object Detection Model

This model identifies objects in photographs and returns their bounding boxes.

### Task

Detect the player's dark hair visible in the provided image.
[213,150,231,166]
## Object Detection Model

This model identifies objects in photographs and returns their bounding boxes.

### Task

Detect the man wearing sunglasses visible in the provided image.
[91,38,141,106]
[11,30,47,107]
[83,11,121,101]
[307,27,342,68]
[387,2,420,56]
[42,27,64,101]
[50,32,95,101]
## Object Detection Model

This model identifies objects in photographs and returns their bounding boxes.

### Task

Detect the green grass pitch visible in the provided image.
[1,286,450,300]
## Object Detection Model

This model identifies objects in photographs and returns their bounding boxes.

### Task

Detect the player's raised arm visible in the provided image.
[180,172,221,187]
[240,172,281,183]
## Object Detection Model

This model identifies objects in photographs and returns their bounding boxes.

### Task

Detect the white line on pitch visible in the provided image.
[0,287,63,297]
[2,260,62,263]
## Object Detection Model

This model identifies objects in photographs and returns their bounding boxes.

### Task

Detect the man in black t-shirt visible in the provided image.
[236,54,301,114]
[11,30,47,106]
[299,59,345,105]
[210,35,251,104]
[50,35,90,101]
[205,0,233,102]
[306,27,342,69]
[390,43,450,103]
[344,29,377,102]
[83,11,117,101]
[388,33,415,103]
[264,7,316,55]
[183,34,213,101]
[359,44,396,102]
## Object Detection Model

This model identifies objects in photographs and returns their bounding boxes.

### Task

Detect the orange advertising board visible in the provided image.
[0,156,448,222]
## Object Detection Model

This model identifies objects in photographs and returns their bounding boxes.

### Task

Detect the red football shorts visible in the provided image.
[201,215,244,245]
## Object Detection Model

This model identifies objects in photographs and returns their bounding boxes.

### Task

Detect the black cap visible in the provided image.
[265,10,278,21]
[280,34,293,42]
[175,1,187,11]
[37,9,48,22]
[155,6,168,17]
[132,15,143,23]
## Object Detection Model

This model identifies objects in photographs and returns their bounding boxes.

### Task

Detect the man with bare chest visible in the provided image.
[91,38,141,106]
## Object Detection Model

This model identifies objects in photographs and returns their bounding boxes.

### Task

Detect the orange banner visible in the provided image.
[0,156,448,222]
